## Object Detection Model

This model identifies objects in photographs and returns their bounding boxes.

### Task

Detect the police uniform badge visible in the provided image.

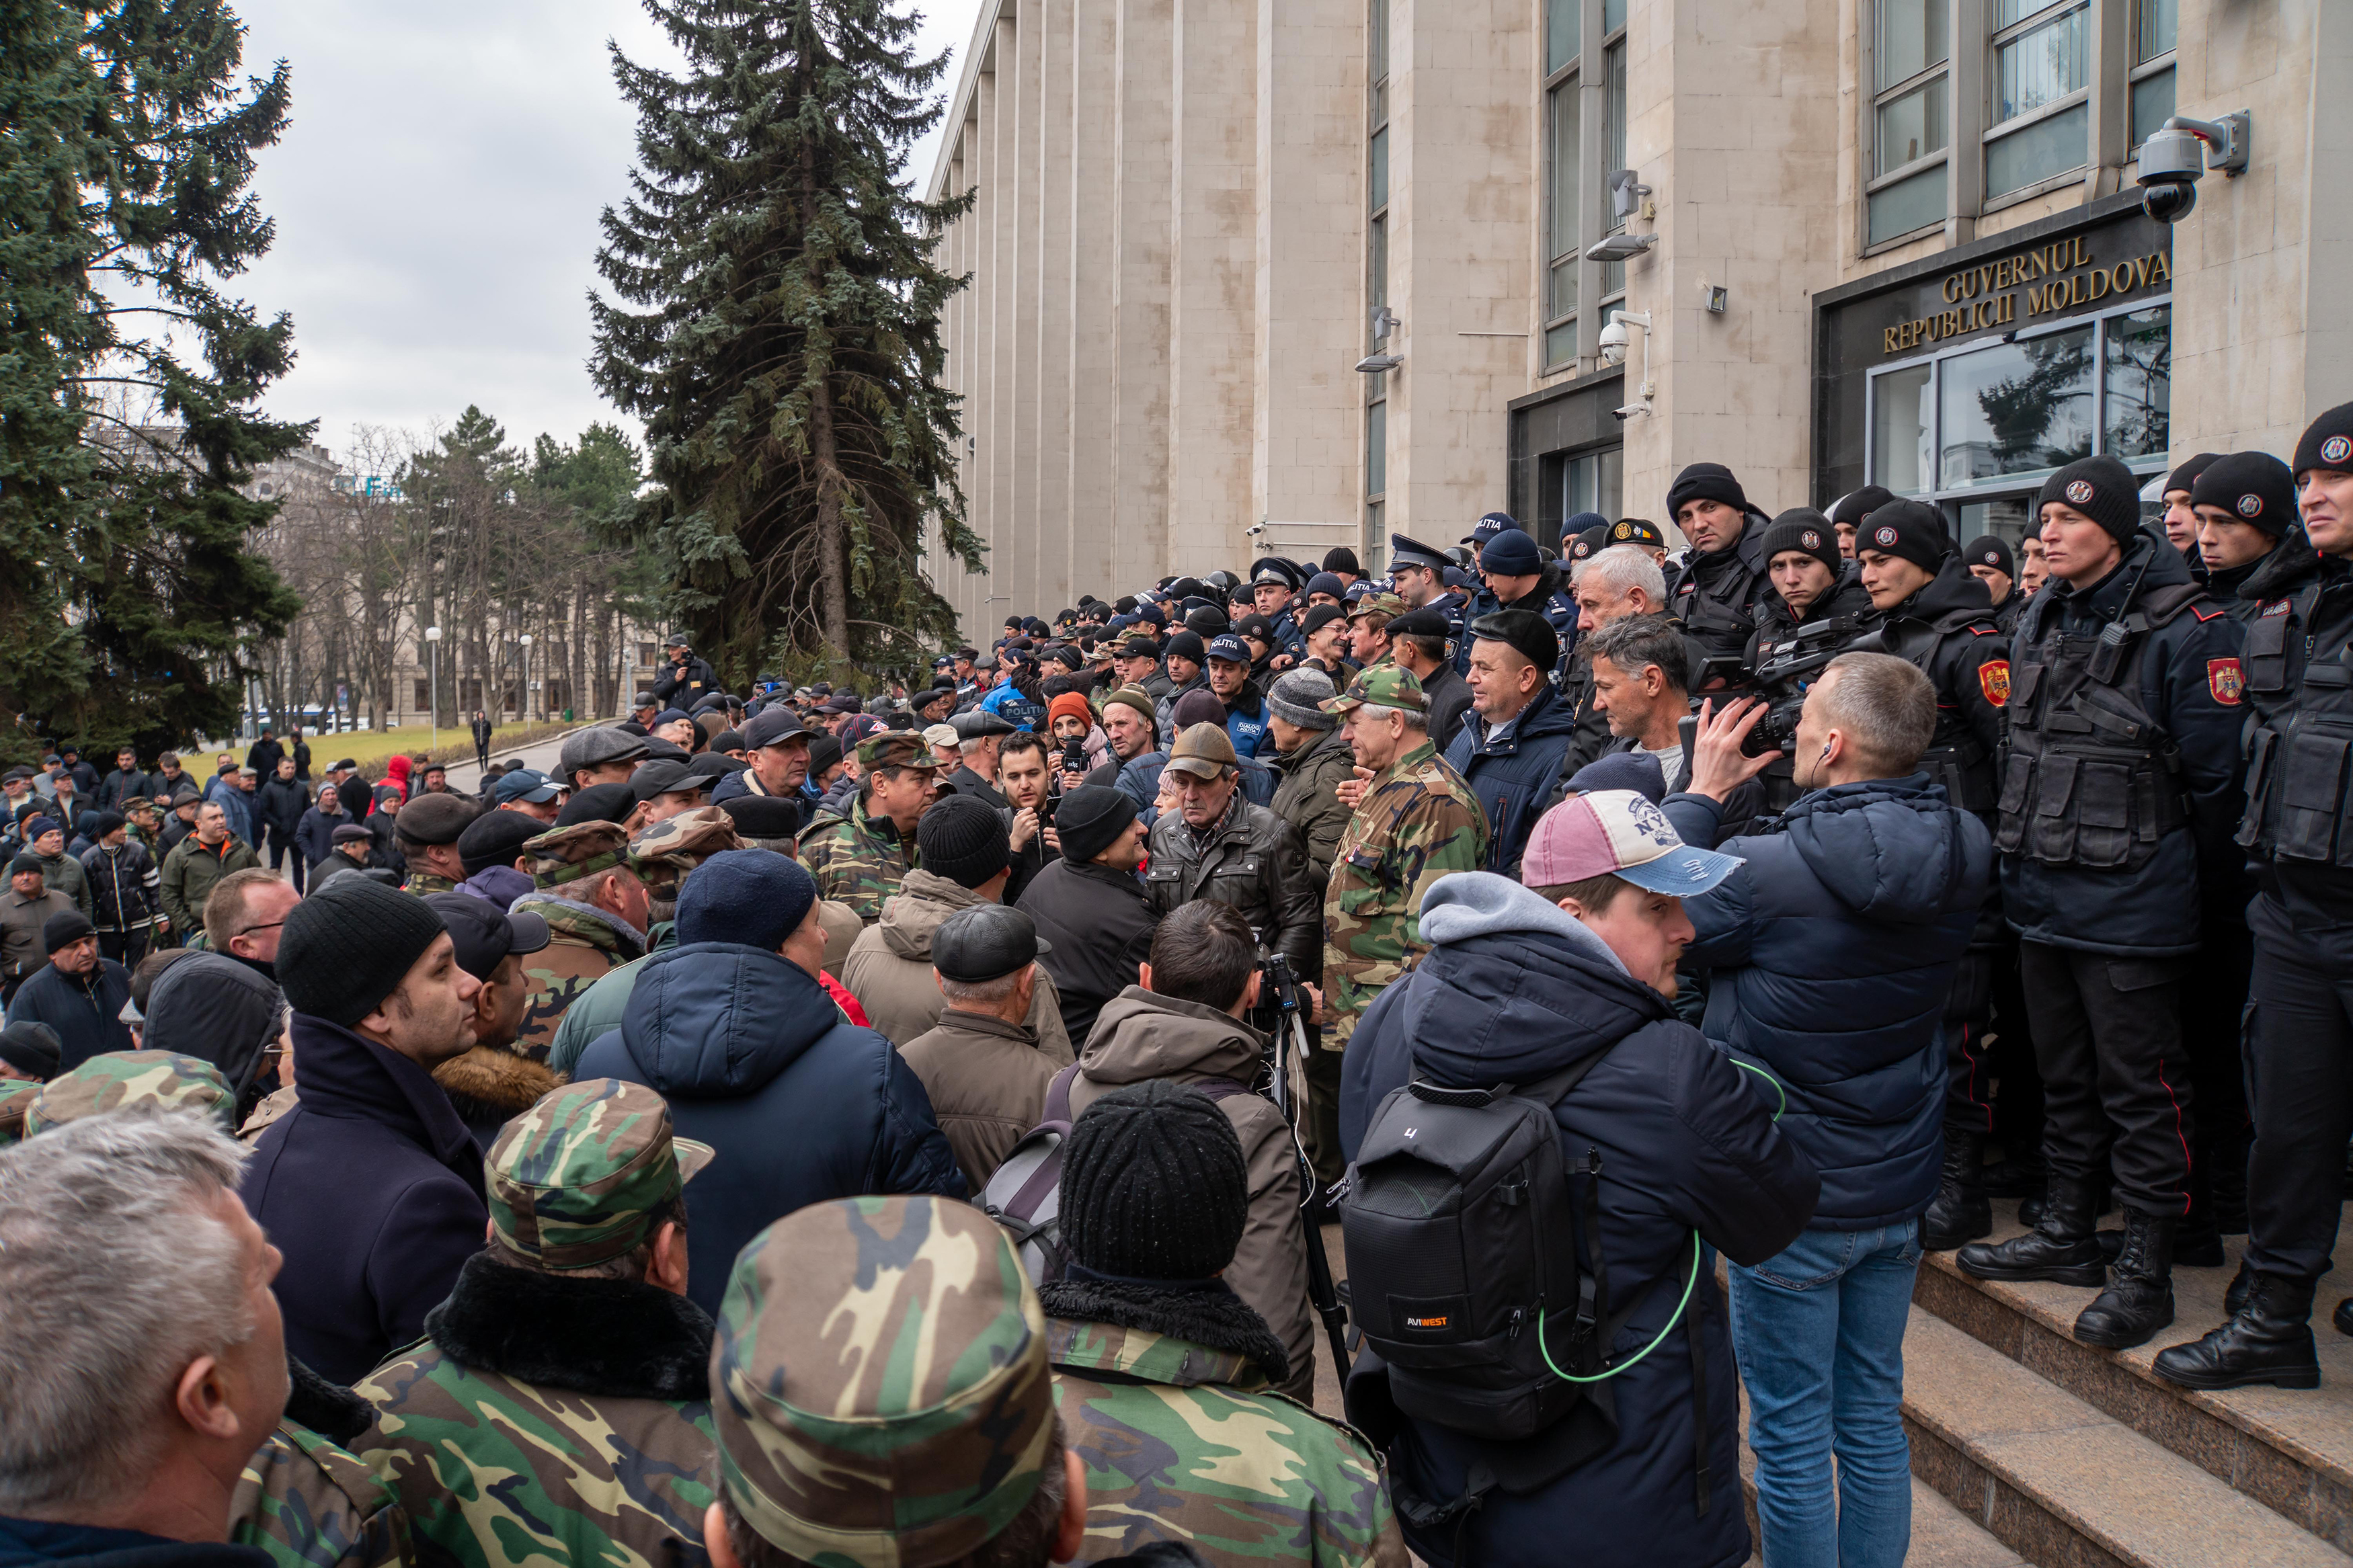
[2065,479,2096,505]
[2323,435,2352,466]
[2208,659,2245,706]
[1613,522,1632,540]
[1979,660,2011,707]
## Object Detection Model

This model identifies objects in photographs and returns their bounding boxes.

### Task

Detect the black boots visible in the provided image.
[2335,1297,2353,1337]
[1956,1175,2107,1287]
[2153,1272,2321,1391]
[2073,1209,2176,1349]
[1923,1129,1993,1251]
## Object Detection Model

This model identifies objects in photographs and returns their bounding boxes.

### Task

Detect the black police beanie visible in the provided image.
[1857,497,1950,572]
[1829,485,1897,528]
[2165,452,2223,498]
[1962,534,2016,578]
[278,875,449,1030]
[1758,508,1842,574]
[1665,462,1749,521]
[2294,402,2353,479]
[1060,1079,1250,1281]
[916,794,1010,889]
[2038,455,2143,540]
[2192,450,2299,538]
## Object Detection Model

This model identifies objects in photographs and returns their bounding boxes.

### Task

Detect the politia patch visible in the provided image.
[2208,658,2245,706]
[2238,493,2265,518]
[1802,529,1823,550]
[1979,660,2011,707]
[1874,525,1899,546]
[2324,435,2353,466]
[2066,479,2095,505]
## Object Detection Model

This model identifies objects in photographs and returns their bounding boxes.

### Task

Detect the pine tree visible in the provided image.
[591,0,982,686]
[0,0,307,755]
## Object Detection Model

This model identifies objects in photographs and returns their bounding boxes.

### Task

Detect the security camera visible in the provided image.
[2136,112,2250,224]
[1611,403,1648,422]
[1598,317,1630,366]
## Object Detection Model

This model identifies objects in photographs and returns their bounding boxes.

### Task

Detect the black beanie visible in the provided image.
[2293,402,2353,479]
[1061,1079,1250,1280]
[41,911,94,953]
[2038,456,2143,540]
[1183,607,1229,638]
[2192,451,2298,538]
[1829,485,1897,528]
[458,808,547,877]
[1665,462,1749,522]
[0,1022,63,1081]
[1857,497,1950,572]
[1323,546,1361,576]
[916,794,1010,889]
[1055,786,1138,864]
[278,875,450,1029]
[2164,452,2224,498]
[1962,535,2016,577]
[1758,508,1842,573]
[1163,630,1207,665]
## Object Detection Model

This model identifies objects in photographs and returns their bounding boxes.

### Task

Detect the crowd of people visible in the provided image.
[2,399,2350,1568]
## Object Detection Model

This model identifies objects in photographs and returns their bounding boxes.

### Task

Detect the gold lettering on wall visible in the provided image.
[1884,242,2168,356]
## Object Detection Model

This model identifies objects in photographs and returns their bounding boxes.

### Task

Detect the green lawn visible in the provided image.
[291,720,573,776]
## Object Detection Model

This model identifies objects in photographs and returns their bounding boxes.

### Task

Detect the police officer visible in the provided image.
[1956,456,2247,1353]
[1827,485,1896,563]
[1459,522,1577,686]
[1961,536,2029,633]
[2156,404,2353,1391]
[1665,464,1773,675]
[1387,532,1467,651]
[1249,556,1308,663]
[2159,452,2225,577]
[1853,499,2016,1249]
[1737,509,1884,819]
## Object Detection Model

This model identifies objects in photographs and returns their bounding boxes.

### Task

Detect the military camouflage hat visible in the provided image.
[487,1079,713,1270]
[713,1196,1054,1568]
[1348,591,1406,622]
[1323,661,1429,716]
[628,805,744,894]
[24,1050,235,1136]
[0,1079,37,1146]
[522,820,633,889]
[856,731,943,773]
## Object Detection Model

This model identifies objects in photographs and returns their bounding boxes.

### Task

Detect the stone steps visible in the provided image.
[1913,1217,2353,1555]
[1739,1415,2028,1567]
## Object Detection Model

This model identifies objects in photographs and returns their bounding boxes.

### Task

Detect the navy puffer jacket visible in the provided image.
[1443,680,1581,878]
[1668,777,1993,1230]
[1341,874,1817,1568]
[575,940,966,1315]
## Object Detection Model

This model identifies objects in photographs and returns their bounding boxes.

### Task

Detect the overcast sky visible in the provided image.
[232,0,982,472]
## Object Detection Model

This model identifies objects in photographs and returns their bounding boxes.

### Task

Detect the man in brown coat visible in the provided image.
[1064,899,1316,1403]
[840,795,1072,1060]
[896,905,1063,1190]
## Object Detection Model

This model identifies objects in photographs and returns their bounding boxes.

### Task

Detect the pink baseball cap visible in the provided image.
[1522,789,1743,895]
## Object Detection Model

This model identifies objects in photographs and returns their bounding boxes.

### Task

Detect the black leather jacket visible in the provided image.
[1143,791,1321,978]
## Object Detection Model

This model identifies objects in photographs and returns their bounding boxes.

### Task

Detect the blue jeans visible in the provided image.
[1727,1219,1921,1568]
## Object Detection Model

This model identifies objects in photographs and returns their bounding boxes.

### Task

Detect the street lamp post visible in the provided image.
[518,634,534,725]
[425,626,442,753]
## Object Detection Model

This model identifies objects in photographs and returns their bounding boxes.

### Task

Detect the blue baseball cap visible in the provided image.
[491,768,562,807]
[1463,511,1523,546]
[1205,632,1252,665]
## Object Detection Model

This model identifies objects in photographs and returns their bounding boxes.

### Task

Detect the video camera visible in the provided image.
[1252,950,1352,1378]
[1739,618,1882,757]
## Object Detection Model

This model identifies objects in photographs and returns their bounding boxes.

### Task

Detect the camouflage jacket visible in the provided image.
[1046,1317,1404,1568]
[799,794,914,923]
[507,895,648,1059]
[402,872,461,897]
[232,1421,416,1568]
[355,1254,718,1568]
[1321,740,1486,1052]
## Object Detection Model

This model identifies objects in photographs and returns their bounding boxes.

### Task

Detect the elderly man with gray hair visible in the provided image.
[0,1112,289,1568]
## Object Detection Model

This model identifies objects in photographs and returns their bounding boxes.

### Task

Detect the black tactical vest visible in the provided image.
[1877,610,2000,815]
[1995,585,2203,870]
[2237,581,2353,866]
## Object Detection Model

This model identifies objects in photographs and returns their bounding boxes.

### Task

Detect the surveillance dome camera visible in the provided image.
[2137,122,2205,223]
[1597,317,1630,366]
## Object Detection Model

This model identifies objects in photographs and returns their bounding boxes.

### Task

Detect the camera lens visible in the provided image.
[2141,179,2197,223]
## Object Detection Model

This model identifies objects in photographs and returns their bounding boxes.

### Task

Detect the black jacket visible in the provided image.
[0,1518,270,1568]
[242,1014,489,1384]
[79,841,162,934]
[1341,874,1817,1568]
[1668,518,1773,669]
[1743,564,1878,667]
[2235,537,2353,956]
[650,654,719,709]
[245,738,284,779]
[1143,795,1320,978]
[1017,858,1160,1044]
[470,716,495,749]
[256,776,310,841]
[95,768,153,813]
[1872,557,2007,816]
[7,958,133,1071]
[1442,681,1583,878]
[295,804,349,867]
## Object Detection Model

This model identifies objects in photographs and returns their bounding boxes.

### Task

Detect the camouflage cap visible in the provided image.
[486,1079,713,1270]
[713,1196,1054,1568]
[857,731,943,772]
[628,805,744,895]
[522,820,633,889]
[1348,591,1406,622]
[24,1050,235,1136]
[0,1079,38,1146]
[1323,662,1429,716]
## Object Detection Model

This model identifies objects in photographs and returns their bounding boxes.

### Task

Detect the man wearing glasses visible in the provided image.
[202,866,302,981]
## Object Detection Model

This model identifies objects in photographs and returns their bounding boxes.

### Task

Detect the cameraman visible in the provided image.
[650,633,717,710]
[1671,655,1992,1568]
[1740,510,1882,815]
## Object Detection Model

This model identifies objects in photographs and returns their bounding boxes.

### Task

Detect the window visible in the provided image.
[1564,447,1623,522]
[1542,0,1580,369]
[1366,400,1387,504]
[2130,0,2176,148]
[1600,34,1628,300]
[1364,0,1390,562]
[1985,0,2088,198]
[1869,0,1950,245]
[1872,363,1935,494]
[1938,325,2095,485]
[2102,304,2170,458]
[413,679,430,710]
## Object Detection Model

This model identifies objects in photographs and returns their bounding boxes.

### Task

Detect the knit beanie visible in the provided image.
[1060,1079,1250,1280]
[1665,462,1750,522]
[2192,451,2299,539]
[1171,690,1226,731]
[2038,455,2143,540]
[278,876,450,1029]
[675,848,817,952]
[1183,607,1229,638]
[1101,686,1156,728]
[1054,786,1138,865]
[1758,508,1842,574]
[1047,691,1096,733]
[0,1022,62,1081]
[2295,402,2353,478]
[1323,546,1362,576]
[1163,630,1207,665]
[87,811,126,841]
[2164,452,2224,499]
[916,794,1011,889]
[1265,668,1338,730]
[1856,497,1950,572]
[1829,485,1897,528]
[41,912,94,953]
[1962,535,2016,578]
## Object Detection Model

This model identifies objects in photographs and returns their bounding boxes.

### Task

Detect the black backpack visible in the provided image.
[1341,1055,1712,1518]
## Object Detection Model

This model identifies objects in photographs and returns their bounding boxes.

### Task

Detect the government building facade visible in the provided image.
[922,0,2346,627]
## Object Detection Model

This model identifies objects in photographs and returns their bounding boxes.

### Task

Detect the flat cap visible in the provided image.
[330,822,374,844]
[559,727,648,776]
[458,808,549,876]
[718,795,804,841]
[556,782,638,827]
[1384,605,1454,641]
[949,709,1018,741]
[1165,721,1240,779]
[396,792,479,846]
[931,904,1051,985]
